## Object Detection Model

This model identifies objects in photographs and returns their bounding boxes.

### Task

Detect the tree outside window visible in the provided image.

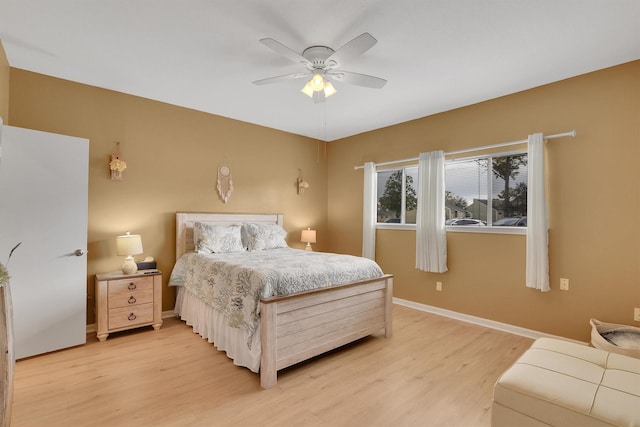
[377,167,417,224]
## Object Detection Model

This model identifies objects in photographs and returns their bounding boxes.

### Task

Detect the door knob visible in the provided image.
[74,249,86,256]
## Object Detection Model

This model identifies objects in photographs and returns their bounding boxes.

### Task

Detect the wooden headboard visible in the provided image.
[175,212,284,259]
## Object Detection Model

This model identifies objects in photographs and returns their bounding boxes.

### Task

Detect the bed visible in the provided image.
[169,212,393,388]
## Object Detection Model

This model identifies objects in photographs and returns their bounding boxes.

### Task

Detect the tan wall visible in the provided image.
[0,41,9,122]
[327,60,640,342]
[8,69,328,323]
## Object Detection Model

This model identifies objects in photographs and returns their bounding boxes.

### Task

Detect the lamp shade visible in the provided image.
[116,232,143,256]
[323,81,337,97]
[309,73,324,91]
[301,228,316,251]
[301,228,316,243]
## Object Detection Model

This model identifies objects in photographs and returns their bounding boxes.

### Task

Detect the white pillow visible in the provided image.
[242,223,288,251]
[193,222,245,254]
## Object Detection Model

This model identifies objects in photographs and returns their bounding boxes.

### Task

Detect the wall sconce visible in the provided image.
[301,228,316,251]
[116,232,143,274]
[109,142,127,180]
[297,168,309,195]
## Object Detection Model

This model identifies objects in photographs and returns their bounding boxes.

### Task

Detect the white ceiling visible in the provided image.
[1,1,639,141]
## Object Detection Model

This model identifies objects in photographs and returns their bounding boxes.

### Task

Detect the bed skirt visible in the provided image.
[174,286,261,372]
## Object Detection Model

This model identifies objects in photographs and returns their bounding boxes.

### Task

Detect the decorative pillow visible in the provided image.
[193,222,245,254]
[242,223,288,251]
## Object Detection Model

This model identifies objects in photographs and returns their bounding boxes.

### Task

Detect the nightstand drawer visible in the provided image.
[108,287,153,309]
[108,303,154,330]
[108,276,153,293]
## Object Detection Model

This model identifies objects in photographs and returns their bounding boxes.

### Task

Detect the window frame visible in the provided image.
[375,149,528,235]
[375,166,418,227]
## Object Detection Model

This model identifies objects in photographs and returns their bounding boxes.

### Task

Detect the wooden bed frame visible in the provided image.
[175,212,393,388]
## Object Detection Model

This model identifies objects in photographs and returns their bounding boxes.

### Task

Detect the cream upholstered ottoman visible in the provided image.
[492,337,640,427]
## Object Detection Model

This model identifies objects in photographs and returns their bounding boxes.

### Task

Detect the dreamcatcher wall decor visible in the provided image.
[216,164,233,203]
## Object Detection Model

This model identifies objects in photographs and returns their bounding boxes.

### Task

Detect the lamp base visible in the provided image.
[305,243,313,251]
[121,256,138,275]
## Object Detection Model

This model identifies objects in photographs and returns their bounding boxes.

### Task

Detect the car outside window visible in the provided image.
[493,216,527,226]
[445,151,527,228]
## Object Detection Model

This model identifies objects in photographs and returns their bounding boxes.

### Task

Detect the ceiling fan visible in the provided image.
[252,32,387,103]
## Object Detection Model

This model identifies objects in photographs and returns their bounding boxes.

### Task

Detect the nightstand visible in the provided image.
[95,270,163,341]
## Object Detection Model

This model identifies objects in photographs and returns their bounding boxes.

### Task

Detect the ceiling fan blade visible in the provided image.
[327,70,387,89]
[326,33,377,67]
[252,72,310,86]
[259,38,311,66]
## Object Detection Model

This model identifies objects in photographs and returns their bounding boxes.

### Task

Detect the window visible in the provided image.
[375,150,528,232]
[445,151,528,227]
[376,166,418,224]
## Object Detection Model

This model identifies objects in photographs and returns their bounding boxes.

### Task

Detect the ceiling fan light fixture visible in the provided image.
[309,73,325,91]
[301,82,314,97]
[323,81,337,98]
[302,73,335,99]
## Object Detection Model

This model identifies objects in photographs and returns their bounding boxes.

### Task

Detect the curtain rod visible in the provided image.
[353,130,576,170]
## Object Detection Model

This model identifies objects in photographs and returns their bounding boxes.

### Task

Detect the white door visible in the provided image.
[0,124,88,359]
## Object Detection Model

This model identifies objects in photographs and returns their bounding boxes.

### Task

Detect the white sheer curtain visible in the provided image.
[362,162,376,260]
[415,151,447,273]
[525,133,550,291]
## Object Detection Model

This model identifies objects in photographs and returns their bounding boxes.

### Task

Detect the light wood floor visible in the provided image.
[11,305,533,427]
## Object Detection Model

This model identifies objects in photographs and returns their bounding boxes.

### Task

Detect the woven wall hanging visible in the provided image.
[216,164,233,203]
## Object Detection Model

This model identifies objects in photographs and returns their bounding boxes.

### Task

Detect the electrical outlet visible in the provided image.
[559,278,569,291]
[436,281,442,291]
[634,308,640,322]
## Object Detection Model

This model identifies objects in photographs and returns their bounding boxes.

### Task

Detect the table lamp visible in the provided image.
[116,232,143,274]
[301,228,316,251]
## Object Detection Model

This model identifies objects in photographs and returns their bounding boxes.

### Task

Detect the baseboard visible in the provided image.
[393,297,587,345]
[86,310,177,335]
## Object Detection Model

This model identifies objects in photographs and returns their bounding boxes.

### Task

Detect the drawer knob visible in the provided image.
[128,313,137,321]
[128,283,137,290]
[128,296,136,304]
